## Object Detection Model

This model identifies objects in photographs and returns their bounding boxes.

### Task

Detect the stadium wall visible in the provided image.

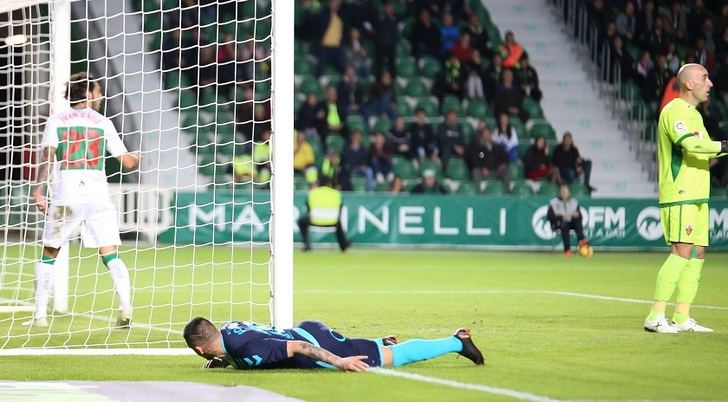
[158,191,728,250]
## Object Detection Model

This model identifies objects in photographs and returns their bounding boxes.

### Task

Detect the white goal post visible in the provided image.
[0,0,293,354]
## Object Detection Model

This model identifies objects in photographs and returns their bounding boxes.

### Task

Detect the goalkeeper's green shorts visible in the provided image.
[660,203,709,247]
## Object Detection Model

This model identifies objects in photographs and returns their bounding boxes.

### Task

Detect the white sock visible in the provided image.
[34,261,54,319]
[107,258,132,312]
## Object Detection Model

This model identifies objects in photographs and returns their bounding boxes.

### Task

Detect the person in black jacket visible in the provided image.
[524,135,561,183]
[409,108,438,162]
[467,126,512,191]
[374,2,399,76]
[552,132,595,193]
[411,8,442,60]
[437,110,465,174]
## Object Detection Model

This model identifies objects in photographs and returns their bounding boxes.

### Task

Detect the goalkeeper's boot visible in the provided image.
[116,309,132,329]
[382,335,398,346]
[643,316,678,333]
[21,317,48,328]
[454,328,485,365]
[672,318,714,333]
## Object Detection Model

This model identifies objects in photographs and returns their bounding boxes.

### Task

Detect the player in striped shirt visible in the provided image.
[644,64,728,333]
[25,72,140,328]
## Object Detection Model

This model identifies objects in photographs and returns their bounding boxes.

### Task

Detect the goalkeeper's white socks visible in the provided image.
[107,258,132,314]
[23,260,54,327]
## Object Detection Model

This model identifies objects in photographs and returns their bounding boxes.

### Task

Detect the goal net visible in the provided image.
[0,0,293,353]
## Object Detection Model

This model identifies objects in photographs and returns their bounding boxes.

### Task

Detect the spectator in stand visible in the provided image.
[233,152,256,184]
[439,13,460,55]
[338,66,365,118]
[494,69,528,123]
[369,131,394,184]
[409,108,438,162]
[411,8,442,60]
[463,13,491,58]
[162,28,182,72]
[411,169,448,194]
[661,1,687,45]
[217,34,237,99]
[645,17,670,61]
[434,55,464,100]
[499,31,524,69]
[616,1,636,42]
[389,175,404,193]
[652,54,673,104]
[610,35,634,81]
[467,126,512,192]
[687,0,710,35]
[599,22,618,55]
[690,35,715,72]
[437,110,465,175]
[464,50,486,100]
[450,33,475,64]
[374,2,398,77]
[367,70,397,120]
[552,132,594,193]
[344,28,371,78]
[253,104,271,141]
[701,18,716,54]
[492,113,519,163]
[713,53,728,105]
[296,92,327,138]
[198,45,217,87]
[524,135,561,183]
[664,41,681,73]
[294,131,317,184]
[515,53,542,102]
[635,51,656,102]
[587,0,609,34]
[389,116,412,159]
[321,148,342,187]
[717,4,728,43]
[313,0,348,76]
[236,85,255,139]
[636,0,656,47]
[341,130,375,191]
[483,53,503,102]
[253,129,272,182]
[322,86,345,139]
[717,25,728,65]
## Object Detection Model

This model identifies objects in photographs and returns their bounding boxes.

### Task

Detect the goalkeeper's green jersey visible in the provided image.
[657,97,722,206]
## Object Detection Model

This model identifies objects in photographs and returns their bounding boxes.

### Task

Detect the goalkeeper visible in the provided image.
[25,72,140,328]
[644,63,727,333]
[183,318,485,371]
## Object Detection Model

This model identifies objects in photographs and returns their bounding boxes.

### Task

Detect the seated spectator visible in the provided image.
[716,26,728,66]
[366,70,397,120]
[610,35,634,81]
[499,31,524,69]
[320,148,342,188]
[341,130,374,191]
[524,135,561,183]
[162,28,182,72]
[652,54,673,104]
[411,169,448,194]
[636,0,656,47]
[492,113,519,163]
[236,85,255,139]
[661,1,687,45]
[689,35,715,72]
[664,41,681,73]
[439,13,460,55]
[233,152,256,183]
[437,110,465,174]
[338,66,365,118]
[494,69,529,123]
[463,13,491,58]
[411,8,442,60]
[515,53,542,102]
[389,116,412,159]
[409,108,438,162]
[294,130,317,184]
[369,131,393,184]
[253,129,271,182]
[389,175,404,193]
[483,53,504,102]
[322,86,344,139]
[547,185,590,257]
[434,56,465,100]
[313,0,348,76]
[644,16,669,57]
[464,50,486,100]
[615,1,636,42]
[343,28,371,78]
[253,104,271,140]
[296,92,327,138]
[467,126,512,192]
[553,132,594,193]
[635,51,656,102]
[217,34,237,99]
[450,33,475,64]
[374,2,398,76]
[198,45,217,88]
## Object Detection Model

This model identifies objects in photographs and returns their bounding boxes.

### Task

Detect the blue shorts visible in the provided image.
[292,320,382,368]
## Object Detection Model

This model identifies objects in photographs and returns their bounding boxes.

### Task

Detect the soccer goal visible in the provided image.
[0,0,293,355]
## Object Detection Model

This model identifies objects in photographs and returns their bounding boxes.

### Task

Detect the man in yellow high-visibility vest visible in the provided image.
[297,176,351,252]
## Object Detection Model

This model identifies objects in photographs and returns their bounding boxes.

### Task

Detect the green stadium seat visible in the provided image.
[511,118,527,139]
[483,180,505,195]
[537,181,558,197]
[396,98,412,117]
[326,134,345,153]
[299,76,321,96]
[396,40,411,58]
[446,158,470,180]
[345,114,368,133]
[406,79,428,97]
[417,98,439,118]
[619,80,641,102]
[375,182,390,192]
[294,176,309,190]
[529,121,556,140]
[392,157,418,179]
[441,95,462,115]
[508,163,524,180]
[419,159,444,179]
[351,176,369,192]
[396,57,418,78]
[457,181,478,194]
[511,181,532,196]
[419,56,442,79]
[466,99,492,119]
[372,116,392,133]
[460,122,475,144]
[522,98,543,119]
[570,182,590,198]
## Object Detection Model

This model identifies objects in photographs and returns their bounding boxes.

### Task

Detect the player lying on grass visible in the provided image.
[183,318,485,371]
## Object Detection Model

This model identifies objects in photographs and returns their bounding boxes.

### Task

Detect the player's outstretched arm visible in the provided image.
[678,136,726,155]
[33,146,56,214]
[117,151,141,171]
[286,340,369,372]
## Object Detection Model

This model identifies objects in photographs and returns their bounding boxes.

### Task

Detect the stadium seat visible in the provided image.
[406,79,428,97]
[396,99,412,117]
[294,176,309,191]
[508,163,525,180]
[619,80,641,102]
[326,134,345,153]
[511,118,527,139]
[345,114,368,133]
[416,98,439,118]
[511,181,532,196]
[457,181,478,195]
[483,180,505,195]
[351,176,369,192]
[521,98,543,119]
[396,40,411,58]
[396,57,418,78]
[441,95,463,115]
[446,159,470,180]
[392,157,418,180]
[371,116,392,133]
[570,182,590,198]
[466,99,492,119]
[460,121,475,144]
[299,76,321,96]
[419,159,444,179]
[529,121,556,140]
[537,181,558,197]
[419,56,442,79]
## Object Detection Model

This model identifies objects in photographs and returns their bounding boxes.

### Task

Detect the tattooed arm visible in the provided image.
[286,341,370,372]
[33,146,56,214]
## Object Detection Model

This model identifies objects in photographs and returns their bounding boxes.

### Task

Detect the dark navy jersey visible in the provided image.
[219,320,381,370]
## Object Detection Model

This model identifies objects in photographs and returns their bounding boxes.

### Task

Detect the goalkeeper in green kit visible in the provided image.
[644,64,728,333]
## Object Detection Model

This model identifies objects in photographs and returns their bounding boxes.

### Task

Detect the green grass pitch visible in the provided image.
[1,245,728,401]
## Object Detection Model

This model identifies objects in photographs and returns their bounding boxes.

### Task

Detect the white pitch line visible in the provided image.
[370,368,560,402]
[298,289,728,311]
[0,297,182,336]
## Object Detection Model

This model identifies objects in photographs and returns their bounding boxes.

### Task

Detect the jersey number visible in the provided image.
[56,127,106,170]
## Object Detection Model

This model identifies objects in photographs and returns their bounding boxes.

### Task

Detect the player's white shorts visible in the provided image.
[42,202,121,249]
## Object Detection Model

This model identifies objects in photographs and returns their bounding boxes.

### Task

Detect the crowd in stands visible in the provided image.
[574,0,728,188]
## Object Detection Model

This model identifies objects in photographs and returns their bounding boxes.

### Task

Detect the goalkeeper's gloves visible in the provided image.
[721,140,728,154]
[203,357,231,369]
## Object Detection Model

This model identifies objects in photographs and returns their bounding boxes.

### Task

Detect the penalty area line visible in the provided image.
[370,368,560,402]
